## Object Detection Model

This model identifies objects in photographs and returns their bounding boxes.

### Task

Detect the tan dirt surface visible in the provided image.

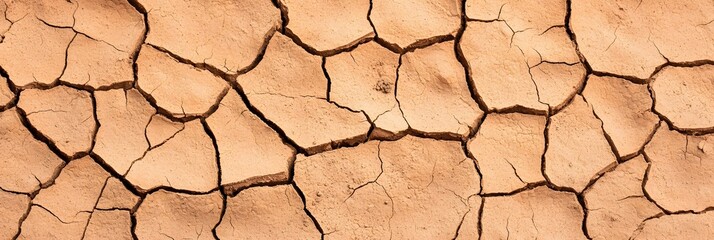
[31,157,109,223]
[125,120,218,192]
[207,91,294,191]
[18,206,88,240]
[469,113,546,194]
[375,136,480,239]
[481,186,586,239]
[95,177,140,210]
[18,86,96,157]
[326,41,407,138]
[2,0,713,239]
[0,191,30,239]
[651,65,714,132]
[545,95,617,192]
[216,185,321,239]
[0,77,14,107]
[582,76,659,159]
[398,41,483,138]
[73,0,145,53]
[371,0,461,51]
[644,125,714,212]
[632,211,714,240]
[282,0,374,53]
[145,114,183,148]
[136,45,229,118]
[0,108,64,194]
[583,155,662,240]
[239,34,371,154]
[570,0,714,79]
[83,209,133,240]
[61,34,134,89]
[135,190,223,239]
[293,141,391,239]
[0,17,75,88]
[139,0,280,74]
[462,0,585,113]
[93,89,155,174]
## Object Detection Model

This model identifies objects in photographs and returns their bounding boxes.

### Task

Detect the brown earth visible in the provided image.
[0,0,712,239]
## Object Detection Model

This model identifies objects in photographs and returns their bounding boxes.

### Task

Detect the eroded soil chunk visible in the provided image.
[96,177,140,210]
[398,41,483,138]
[31,157,109,223]
[545,95,617,192]
[61,34,134,89]
[583,76,659,158]
[73,0,145,53]
[125,120,218,192]
[20,157,111,239]
[0,190,30,239]
[326,41,407,138]
[216,185,321,239]
[0,17,75,87]
[571,0,714,78]
[469,113,546,194]
[18,206,88,240]
[584,156,662,240]
[3,0,76,28]
[644,125,714,212]
[0,108,64,193]
[18,86,96,157]
[378,136,481,239]
[481,186,587,239]
[371,0,461,50]
[83,210,133,240]
[137,45,229,118]
[135,190,223,240]
[207,91,295,190]
[651,65,714,132]
[145,114,184,148]
[295,136,480,239]
[94,89,155,174]
[294,141,390,239]
[632,211,714,240]
[283,0,374,53]
[239,34,370,154]
[140,0,281,74]
[0,77,14,108]
[455,196,482,240]
[461,0,585,113]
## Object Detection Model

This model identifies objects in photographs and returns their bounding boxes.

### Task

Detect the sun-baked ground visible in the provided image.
[1,0,713,239]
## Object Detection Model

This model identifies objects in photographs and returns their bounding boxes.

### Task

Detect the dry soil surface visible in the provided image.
[1,0,713,239]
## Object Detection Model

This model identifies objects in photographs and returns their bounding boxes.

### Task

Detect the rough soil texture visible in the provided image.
[469,113,546,194]
[583,155,661,240]
[1,0,712,239]
[644,125,714,213]
[481,186,586,239]
[545,95,617,192]
[216,185,321,239]
[136,45,229,118]
[570,0,714,79]
[18,86,96,157]
[462,0,585,113]
[135,190,222,239]
[582,75,659,159]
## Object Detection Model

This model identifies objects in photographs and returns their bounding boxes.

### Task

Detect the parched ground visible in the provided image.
[1,0,713,239]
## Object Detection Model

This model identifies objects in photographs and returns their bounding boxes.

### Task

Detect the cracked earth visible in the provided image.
[0,0,712,239]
